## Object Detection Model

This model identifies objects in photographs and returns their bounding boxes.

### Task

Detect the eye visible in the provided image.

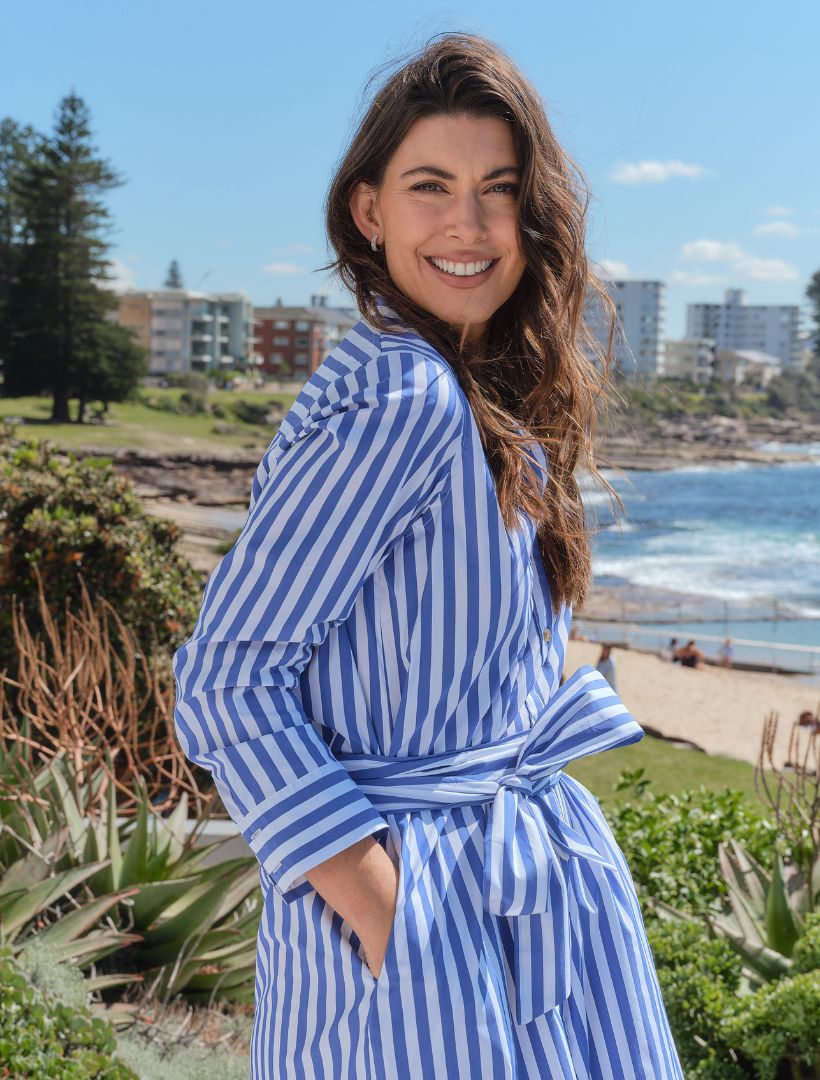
[410,181,444,193]
[489,182,520,195]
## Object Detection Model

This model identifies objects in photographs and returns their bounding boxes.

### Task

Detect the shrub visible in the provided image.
[647,920,746,1078]
[230,398,276,425]
[0,439,202,667]
[0,578,211,815]
[725,970,820,1080]
[793,912,820,974]
[607,771,776,917]
[178,389,208,414]
[0,947,138,1078]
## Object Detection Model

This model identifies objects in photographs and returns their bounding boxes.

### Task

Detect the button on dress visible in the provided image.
[172,298,684,1078]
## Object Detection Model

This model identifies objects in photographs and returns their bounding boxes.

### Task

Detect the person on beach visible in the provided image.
[678,639,706,669]
[595,643,619,692]
[172,32,683,1079]
[660,636,678,662]
[718,637,734,669]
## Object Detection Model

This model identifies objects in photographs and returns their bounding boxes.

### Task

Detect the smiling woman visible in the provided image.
[347,114,527,344]
[173,30,685,1080]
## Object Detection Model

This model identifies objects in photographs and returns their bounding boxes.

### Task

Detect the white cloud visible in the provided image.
[754,220,800,237]
[103,258,138,293]
[680,238,799,282]
[262,261,305,275]
[731,254,800,282]
[681,240,745,262]
[762,205,794,217]
[597,259,630,278]
[667,270,730,286]
[610,160,709,184]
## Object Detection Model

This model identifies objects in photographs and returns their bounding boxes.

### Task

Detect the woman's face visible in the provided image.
[350,113,527,343]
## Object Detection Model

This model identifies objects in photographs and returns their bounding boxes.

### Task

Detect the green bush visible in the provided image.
[177,389,207,414]
[647,920,747,1078]
[230,398,275,425]
[0,947,137,1079]
[607,772,776,917]
[0,439,202,665]
[793,912,820,975]
[725,970,820,1080]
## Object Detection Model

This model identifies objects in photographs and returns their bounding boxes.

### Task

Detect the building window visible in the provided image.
[295,337,308,347]
[274,320,289,329]
[273,336,289,346]
[294,353,308,364]
[295,320,310,331]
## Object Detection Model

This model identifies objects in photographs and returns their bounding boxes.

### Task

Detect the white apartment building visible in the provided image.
[714,349,782,388]
[585,279,666,380]
[686,288,801,368]
[117,289,255,375]
[664,338,716,385]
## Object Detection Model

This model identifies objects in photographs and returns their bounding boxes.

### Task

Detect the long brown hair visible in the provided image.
[322,31,621,612]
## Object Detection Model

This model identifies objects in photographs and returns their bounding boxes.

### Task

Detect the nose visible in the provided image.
[444,192,487,244]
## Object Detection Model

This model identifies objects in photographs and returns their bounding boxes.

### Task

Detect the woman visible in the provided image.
[678,640,706,670]
[595,643,618,693]
[173,32,684,1079]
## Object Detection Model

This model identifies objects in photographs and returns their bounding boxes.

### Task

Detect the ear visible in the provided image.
[349,181,381,244]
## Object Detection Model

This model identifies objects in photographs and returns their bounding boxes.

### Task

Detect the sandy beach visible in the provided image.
[566,639,820,770]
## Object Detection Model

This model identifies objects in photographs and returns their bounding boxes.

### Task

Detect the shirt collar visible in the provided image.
[373,293,407,325]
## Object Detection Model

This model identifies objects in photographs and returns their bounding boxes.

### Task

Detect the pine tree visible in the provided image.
[164,258,183,288]
[2,92,146,421]
[0,119,42,357]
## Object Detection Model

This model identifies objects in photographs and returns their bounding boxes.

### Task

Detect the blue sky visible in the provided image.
[3,0,817,339]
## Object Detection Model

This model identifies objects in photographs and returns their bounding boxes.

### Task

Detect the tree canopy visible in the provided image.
[0,93,147,422]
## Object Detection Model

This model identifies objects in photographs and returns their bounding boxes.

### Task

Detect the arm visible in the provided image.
[172,351,464,954]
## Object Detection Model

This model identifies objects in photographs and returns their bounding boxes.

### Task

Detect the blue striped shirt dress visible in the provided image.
[172,297,685,1078]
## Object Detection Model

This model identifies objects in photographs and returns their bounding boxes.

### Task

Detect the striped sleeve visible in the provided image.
[171,351,465,900]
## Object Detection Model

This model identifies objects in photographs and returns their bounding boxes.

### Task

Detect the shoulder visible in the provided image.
[274,315,466,451]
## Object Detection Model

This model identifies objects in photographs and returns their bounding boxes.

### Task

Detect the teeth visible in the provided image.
[430,257,493,277]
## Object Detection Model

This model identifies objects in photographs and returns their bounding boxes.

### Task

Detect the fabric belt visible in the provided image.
[334,664,643,1026]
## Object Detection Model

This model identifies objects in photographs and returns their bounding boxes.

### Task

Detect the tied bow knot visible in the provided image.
[334,664,644,1027]
[497,771,534,795]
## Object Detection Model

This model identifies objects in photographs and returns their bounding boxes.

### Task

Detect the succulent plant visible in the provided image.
[2,748,261,1003]
[655,836,819,989]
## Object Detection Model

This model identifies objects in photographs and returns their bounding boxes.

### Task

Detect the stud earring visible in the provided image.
[370,234,381,252]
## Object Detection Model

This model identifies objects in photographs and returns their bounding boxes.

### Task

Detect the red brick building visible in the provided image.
[252,295,357,378]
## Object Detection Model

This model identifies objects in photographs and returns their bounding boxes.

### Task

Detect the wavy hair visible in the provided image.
[322,31,621,611]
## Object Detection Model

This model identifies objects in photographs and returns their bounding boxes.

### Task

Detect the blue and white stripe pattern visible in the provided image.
[172,297,684,1078]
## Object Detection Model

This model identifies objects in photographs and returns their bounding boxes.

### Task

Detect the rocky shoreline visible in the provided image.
[57,413,820,577]
[88,411,820,500]
[598,414,820,471]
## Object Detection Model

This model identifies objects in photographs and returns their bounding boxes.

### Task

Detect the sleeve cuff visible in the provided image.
[241,760,389,903]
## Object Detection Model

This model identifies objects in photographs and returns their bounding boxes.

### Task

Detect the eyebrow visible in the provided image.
[399,165,522,182]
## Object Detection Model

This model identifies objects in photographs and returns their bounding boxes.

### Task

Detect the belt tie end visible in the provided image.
[482,768,618,1025]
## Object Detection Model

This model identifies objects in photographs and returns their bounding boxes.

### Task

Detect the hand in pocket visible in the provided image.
[360,857,401,979]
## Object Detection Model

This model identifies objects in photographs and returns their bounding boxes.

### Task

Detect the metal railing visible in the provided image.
[574,618,820,677]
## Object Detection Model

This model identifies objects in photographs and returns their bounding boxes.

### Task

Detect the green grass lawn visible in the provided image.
[565,733,769,811]
[0,388,297,456]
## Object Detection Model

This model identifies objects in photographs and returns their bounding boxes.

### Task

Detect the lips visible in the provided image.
[425,256,498,282]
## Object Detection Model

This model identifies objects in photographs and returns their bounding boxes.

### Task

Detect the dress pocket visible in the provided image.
[364,827,406,984]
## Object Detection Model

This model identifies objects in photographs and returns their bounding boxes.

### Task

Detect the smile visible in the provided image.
[425,256,498,281]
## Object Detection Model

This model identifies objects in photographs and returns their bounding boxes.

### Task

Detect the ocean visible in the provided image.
[581,451,820,678]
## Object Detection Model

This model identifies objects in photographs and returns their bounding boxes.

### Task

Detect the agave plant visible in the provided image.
[0,752,141,991]
[20,750,262,1003]
[656,836,819,989]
